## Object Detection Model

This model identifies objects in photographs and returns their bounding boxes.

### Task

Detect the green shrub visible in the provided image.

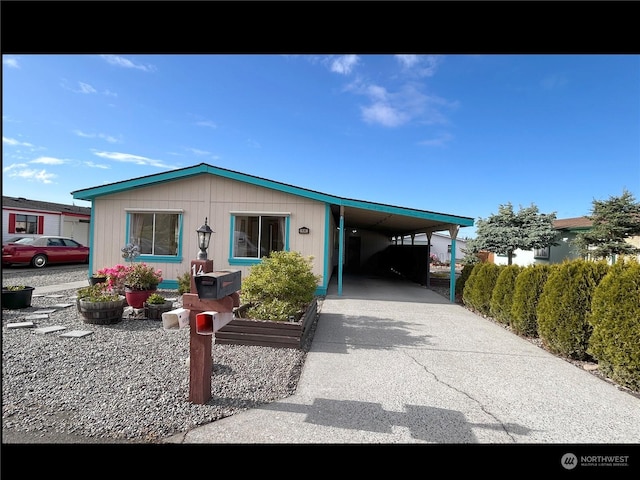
[587,258,640,392]
[461,263,480,308]
[510,264,554,337]
[537,259,609,360]
[455,263,474,300]
[489,264,523,325]
[177,271,191,295]
[146,293,167,304]
[465,262,502,315]
[240,250,321,322]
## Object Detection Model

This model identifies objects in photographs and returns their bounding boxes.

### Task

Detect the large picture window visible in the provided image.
[233,214,286,258]
[128,212,180,256]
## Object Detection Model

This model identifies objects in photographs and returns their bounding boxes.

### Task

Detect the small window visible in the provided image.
[15,214,38,234]
[534,246,550,259]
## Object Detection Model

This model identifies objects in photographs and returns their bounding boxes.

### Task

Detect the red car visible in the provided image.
[2,235,89,268]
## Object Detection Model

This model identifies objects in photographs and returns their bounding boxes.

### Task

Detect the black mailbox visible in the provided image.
[194,270,242,300]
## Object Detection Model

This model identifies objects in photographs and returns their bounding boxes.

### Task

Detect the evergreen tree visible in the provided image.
[472,203,558,265]
[573,189,640,261]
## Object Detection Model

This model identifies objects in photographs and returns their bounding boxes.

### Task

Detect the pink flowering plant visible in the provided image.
[123,263,163,291]
[95,264,131,293]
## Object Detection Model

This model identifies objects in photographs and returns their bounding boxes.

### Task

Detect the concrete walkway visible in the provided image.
[164,274,640,447]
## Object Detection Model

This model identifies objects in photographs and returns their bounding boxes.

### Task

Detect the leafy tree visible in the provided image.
[573,189,640,261]
[471,203,558,265]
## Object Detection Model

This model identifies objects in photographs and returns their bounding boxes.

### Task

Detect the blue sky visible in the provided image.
[2,54,639,239]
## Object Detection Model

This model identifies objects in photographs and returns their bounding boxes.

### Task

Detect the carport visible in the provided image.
[330,199,474,302]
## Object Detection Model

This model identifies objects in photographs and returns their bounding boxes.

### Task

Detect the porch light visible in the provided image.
[196,217,214,260]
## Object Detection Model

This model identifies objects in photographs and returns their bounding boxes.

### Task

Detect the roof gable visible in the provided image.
[554,216,593,230]
[71,163,474,230]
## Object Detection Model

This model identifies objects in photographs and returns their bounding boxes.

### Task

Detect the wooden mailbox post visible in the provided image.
[183,259,240,404]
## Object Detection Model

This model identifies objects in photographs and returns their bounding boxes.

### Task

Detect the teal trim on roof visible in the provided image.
[71,162,473,226]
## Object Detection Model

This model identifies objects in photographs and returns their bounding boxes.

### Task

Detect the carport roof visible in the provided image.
[71,162,473,237]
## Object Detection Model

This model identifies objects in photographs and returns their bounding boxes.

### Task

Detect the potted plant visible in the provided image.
[2,284,36,309]
[123,263,163,308]
[76,283,126,324]
[143,292,174,320]
[89,271,108,286]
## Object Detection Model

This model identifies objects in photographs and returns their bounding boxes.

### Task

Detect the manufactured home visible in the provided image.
[71,163,474,301]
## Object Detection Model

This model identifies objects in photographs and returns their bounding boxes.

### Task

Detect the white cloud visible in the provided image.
[77,82,97,94]
[84,161,110,169]
[418,132,454,147]
[30,156,67,165]
[330,55,360,75]
[186,148,211,156]
[3,136,34,147]
[3,57,19,69]
[92,150,176,169]
[74,130,120,143]
[195,120,217,129]
[101,55,156,72]
[3,165,57,184]
[395,54,443,77]
[361,103,408,127]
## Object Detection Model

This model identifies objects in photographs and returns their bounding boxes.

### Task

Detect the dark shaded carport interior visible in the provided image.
[330,204,473,300]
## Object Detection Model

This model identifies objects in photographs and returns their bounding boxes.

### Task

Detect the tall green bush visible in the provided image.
[461,263,480,308]
[240,250,321,322]
[464,262,502,315]
[489,264,523,325]
[537,259,609,360]
[455,263,474,300]
[510,264,554,337]
[587,258,640,391]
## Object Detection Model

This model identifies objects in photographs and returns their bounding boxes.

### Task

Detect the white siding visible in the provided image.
[90,175,327,285]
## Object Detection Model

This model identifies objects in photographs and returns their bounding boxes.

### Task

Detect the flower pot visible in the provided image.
[2,286,35,309]
[77,296,126,325]
[89,276,107,286]
[143,300,173,320]
[124,287,156,309]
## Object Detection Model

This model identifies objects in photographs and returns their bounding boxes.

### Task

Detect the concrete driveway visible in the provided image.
[167,273,640,454]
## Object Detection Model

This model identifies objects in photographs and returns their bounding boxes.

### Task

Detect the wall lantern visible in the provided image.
[196,217,214,260]
[298,226,310,235]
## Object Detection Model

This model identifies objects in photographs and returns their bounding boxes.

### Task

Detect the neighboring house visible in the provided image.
[400,232,468,265]
[493,216,592,267]
[2,196,91,246]
[71,163,474,298]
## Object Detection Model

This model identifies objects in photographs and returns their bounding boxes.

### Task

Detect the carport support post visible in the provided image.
[188,259,213,404]
[426,232,432,288]
[338,205,344,296]
[448,225,459,303]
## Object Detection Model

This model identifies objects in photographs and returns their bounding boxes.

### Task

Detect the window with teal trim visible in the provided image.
[129,212,180,256]
[233,215,285,258]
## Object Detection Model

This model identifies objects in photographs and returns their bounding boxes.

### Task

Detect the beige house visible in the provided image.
[71,163,474,299]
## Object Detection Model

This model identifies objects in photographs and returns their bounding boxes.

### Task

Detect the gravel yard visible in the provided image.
[2,264,313,443]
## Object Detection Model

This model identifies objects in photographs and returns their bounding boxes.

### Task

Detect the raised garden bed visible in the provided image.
[215,298,318,349]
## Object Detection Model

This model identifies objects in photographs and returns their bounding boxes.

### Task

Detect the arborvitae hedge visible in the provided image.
[587,258,640,392]
[489,264,523,325]
[510,264,554,337]
[455,263,475,300]
[464,262,502,315]
[536,259,610,360]
[462,263,480,308]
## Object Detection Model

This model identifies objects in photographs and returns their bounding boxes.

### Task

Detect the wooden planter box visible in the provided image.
[214,298,317,349]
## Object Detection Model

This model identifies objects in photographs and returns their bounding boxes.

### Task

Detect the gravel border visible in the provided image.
[2,265,318,443]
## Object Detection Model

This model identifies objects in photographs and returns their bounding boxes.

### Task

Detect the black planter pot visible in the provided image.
[2,286,35,309]
[89,276,108,286]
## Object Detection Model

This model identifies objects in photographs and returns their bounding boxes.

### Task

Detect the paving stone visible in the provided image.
[6,321,35,329]
[60,330,93,338]
[34,325,66,334]
[25,314,49,321]
[32,309,57,314]
[50,303,74,308]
